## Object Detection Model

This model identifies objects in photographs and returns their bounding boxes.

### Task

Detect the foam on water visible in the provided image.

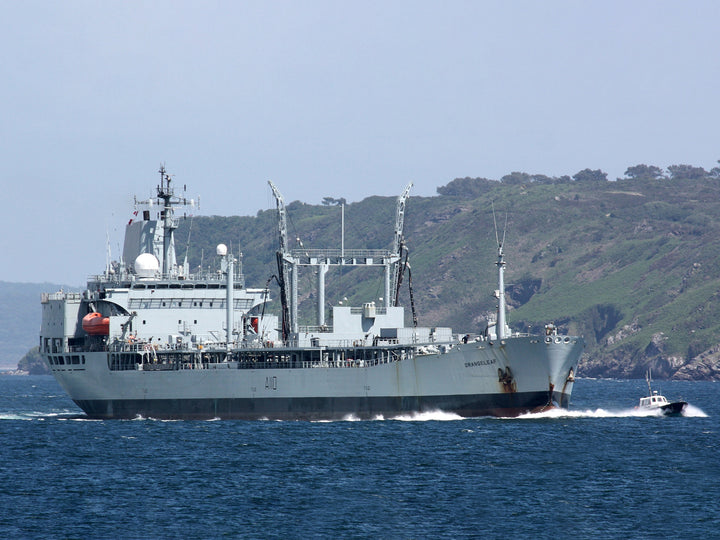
[515,404,708,419]
[516,407,661,419]
[683,403,708,417]
[0,411,82,421]
[387,410,464,421]
[0,413,32,421]
[3,405,708,422]
[320,410,464,422]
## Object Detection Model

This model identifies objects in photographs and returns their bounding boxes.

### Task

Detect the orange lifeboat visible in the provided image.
[82,312,110,335]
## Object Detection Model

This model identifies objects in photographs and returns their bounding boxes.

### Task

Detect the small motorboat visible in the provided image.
[637,371,687,416]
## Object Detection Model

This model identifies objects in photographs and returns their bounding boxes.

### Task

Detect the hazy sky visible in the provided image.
[2,1,718,285]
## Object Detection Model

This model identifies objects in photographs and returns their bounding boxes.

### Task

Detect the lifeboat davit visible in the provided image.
[82,312,110,336]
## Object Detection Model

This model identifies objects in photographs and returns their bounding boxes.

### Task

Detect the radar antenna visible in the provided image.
[132,164,196,278]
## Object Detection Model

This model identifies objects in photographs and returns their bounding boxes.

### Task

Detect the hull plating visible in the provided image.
[47,336,583,420]
[74,391,572,420]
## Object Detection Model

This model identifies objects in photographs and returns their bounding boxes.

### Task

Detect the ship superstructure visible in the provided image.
[41,167,276,368]
[40,168,584,420]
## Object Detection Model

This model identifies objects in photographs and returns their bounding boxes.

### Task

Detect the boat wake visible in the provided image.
[679,404,707,417]
[382,410,464,422]
[515,404,707,419]
[311,410,465,422]
[307,405,711,423]
[0,411,91,421]
[3,406,705,422]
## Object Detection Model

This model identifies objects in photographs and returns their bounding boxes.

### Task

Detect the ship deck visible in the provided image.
[69,341,444,372]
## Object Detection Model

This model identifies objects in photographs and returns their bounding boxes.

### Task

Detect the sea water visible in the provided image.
[0,376,717,539]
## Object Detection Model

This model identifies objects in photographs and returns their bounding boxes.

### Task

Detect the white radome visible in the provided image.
[216,244,228,256]
[134,253,160,278]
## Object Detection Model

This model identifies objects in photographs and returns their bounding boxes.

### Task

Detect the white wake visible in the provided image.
[515,404,707,419]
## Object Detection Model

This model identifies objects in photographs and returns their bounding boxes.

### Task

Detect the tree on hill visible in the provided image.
[711,161,720,179]
[622,164,665,180]
[572,168,608,182]
[436,177,497,197]
[529,174,557,184]
[500,172,532,185]
[667,164,707,180]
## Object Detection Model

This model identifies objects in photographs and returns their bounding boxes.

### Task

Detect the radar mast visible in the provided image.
[133,164,194,278]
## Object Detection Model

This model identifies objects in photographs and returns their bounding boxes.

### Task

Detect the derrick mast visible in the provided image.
[492,208,508,340]
[390,183,412,307]
[268,180,294,339]
[496,241,507,339]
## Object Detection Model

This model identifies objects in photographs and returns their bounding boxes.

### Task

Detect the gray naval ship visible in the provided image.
[40,167,584,420]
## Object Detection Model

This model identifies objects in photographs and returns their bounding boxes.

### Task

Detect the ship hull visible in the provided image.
[73,391,568,420]
[46,335,583,420]
[659,401,687,416]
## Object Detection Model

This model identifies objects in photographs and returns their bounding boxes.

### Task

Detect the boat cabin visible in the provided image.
[639,391,669,408]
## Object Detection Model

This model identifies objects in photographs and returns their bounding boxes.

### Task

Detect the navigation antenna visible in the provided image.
[492,203,508,340]
[182,214,194,277]
[105,229,112,278]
